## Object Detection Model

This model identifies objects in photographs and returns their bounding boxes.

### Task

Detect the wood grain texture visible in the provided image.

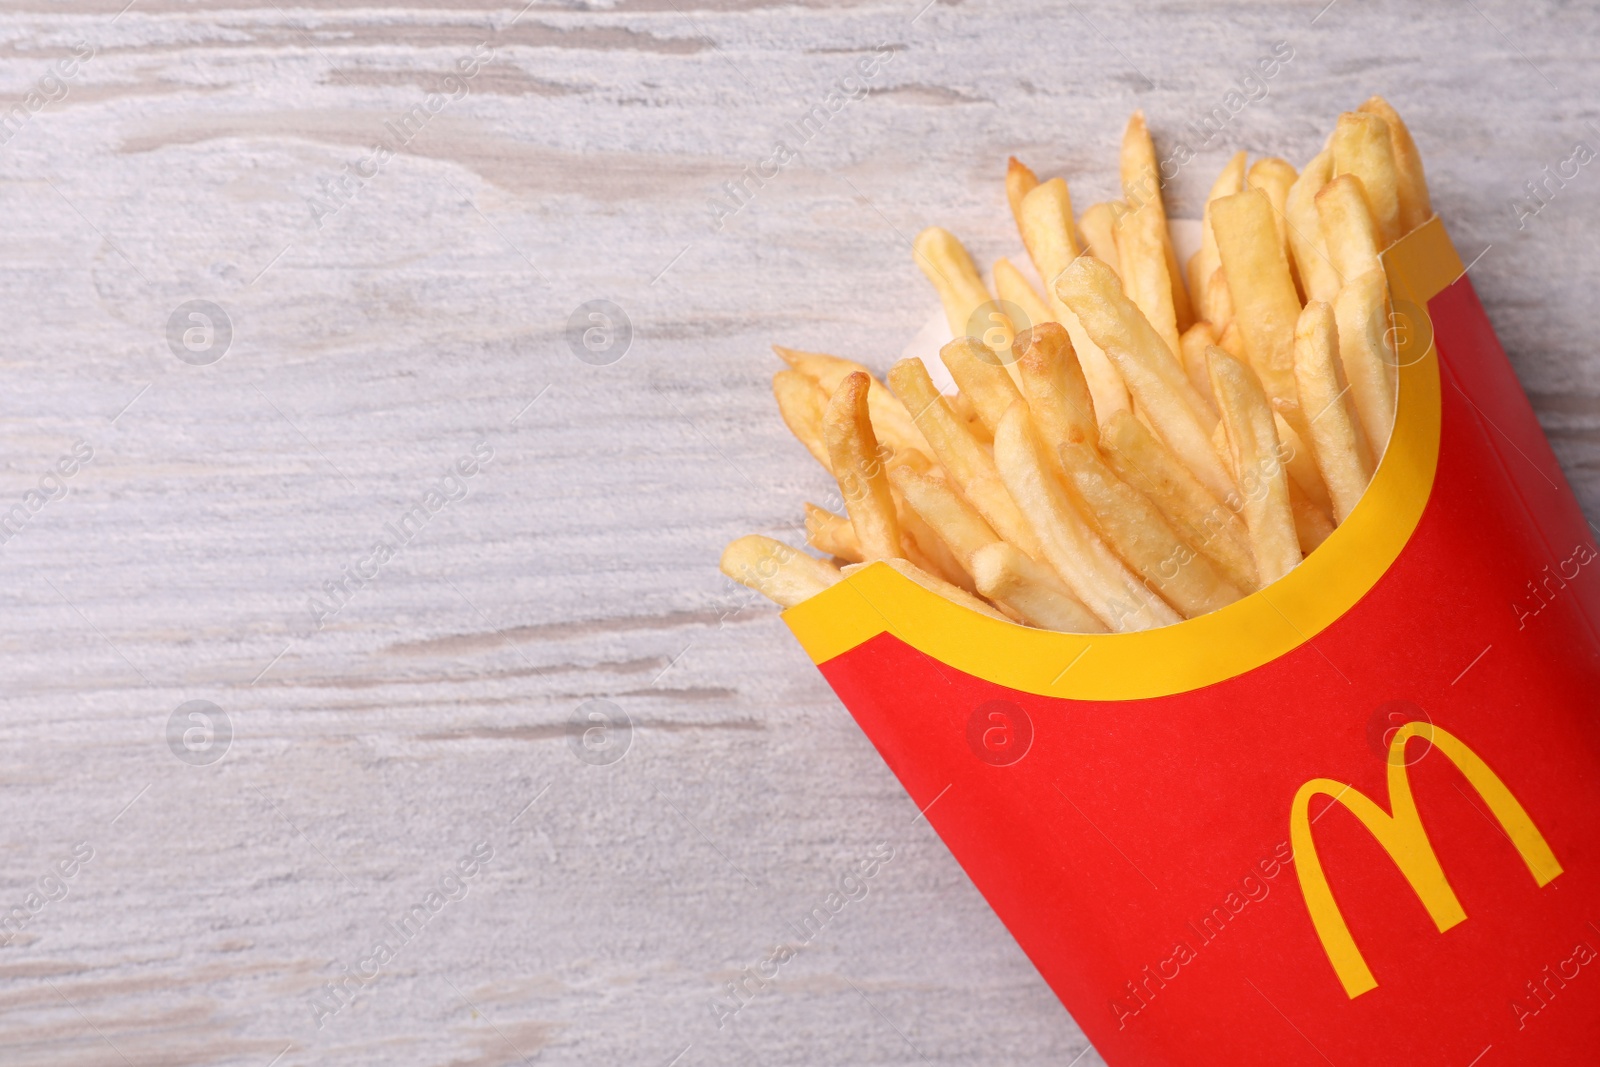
[0,1,1595,1063]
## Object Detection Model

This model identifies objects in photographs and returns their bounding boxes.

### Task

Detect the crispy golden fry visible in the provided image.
[1289,482,1336,554]
[947,390,993,444]
[1179,322,1220,419]
[842,558,1010,621]
[1315,174,1382,283]
[1335,268,1398,459]
[890,464,999,566]
[1271,409,1334,514]
[1285,149,1341,303]
[971,541,1106,632]
[1331,111,1403,247]
[1218,320,1246,360]
[1211,188,1303,412]
[1248,157,1299,292]
[994,256,1054,337]
[774,345,927,457]
[1057,438,1243,616]
[941,336,1025,435]
[773,370,832,472]
[805,503,862,562]
[888,358,1043,558]
[1114,195,1183,363]
[1006,157,1040,235]
[1018,178,1131,420]
[1194,152,1247,322]
[824,372,901,561]
[1121,110,1193,330]
[1055,257,1236,503]
[1013,322,1098,450]
[1293,301,1374,522]
[914,227,1010,353]
[1079,201,1124,277]
[721,535,842,608]
[1208,348,1300,583]
[896,494,977,592]
[992,404,1180,630]
[1359,95,1431,235]
[1204,264,1235,334]
[1100,410,1259,592]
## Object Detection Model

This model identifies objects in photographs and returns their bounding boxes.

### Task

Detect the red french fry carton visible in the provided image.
[781,218,1600,1065]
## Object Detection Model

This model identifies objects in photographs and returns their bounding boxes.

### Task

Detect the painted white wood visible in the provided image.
[0,2,1595,1064]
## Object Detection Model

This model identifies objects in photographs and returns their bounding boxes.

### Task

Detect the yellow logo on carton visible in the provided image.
[1290,722,1563,998]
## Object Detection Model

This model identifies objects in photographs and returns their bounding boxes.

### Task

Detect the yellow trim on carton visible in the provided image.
[782,217,1463,700]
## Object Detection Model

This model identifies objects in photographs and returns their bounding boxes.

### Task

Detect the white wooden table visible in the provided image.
[1,2,1596,1064]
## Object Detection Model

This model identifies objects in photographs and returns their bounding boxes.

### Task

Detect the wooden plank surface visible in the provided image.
[0,1,1596,1063]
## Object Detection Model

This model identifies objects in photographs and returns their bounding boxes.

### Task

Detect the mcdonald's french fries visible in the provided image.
[724,98,1434,633]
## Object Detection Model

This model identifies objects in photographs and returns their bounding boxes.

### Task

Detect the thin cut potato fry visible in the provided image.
[914,227,1011,352]
[941,336,1024,435]
[1013,323,1098,449]
[1272,410,1335,514]
[1179,322,1220,419]
[1018,179,1131,420]
[889,464,999,568]
[1293,301,1374,522]
[1289,481,1336,554]
[1121,111,1193,331]
[1285,150,1341,303]
[1248,157,1299,292]
[896,493,977,592]
[1006,157,1040,235]
[772,346,927,457]
[842,558,1010,621]
[720,535,842,608]
[1079,201,1124,277]
[887,358,1043,558]
[1359,95,1431,234]
[824,372,901,561]
[1331,111,1403,247]
[1204,265,1235,334]
[773,370,832,472]
[1218,320,1246,360]
[1336,268,1399,459]
[947,390,993,444]
[971,541,1106,633]
[1114,197,1183,363]
[805,503,862,562]
[1211,188,1303,413]
[993,404,1180,631]
[1315,174,1382,283]
[1208,347,1300,583]
[1055,257,1236,504]
[1056,438,1243,616]
[1100,411,1259,592]
[994,257,1054,337]
[1195,151,1247,324]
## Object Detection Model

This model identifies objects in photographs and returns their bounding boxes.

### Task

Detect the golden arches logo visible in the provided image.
[1290,722,1562,998]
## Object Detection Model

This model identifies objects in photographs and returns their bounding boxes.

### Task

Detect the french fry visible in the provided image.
[773,370,832,472]
[941,336,1025,435]
[971,541,1106,633]
[915,227,1011,353]
[1272,410,1335,514]
[805,503,862,562]
[1285,149,1341,303]
[1079,201,1124,277]
[1013,322,1098,450]
[1335,268,1399,459]
[1315,174,1382,283]
[774,345,927,457]
[1114,195,1183,363]
[1018,178,1131,420]
[1100,410,1259,592]
[1121,110,1194,330]
[1054,257,1236,503]
[992,403,1180,631]
[1211,188,1303,413]
[948,390,994,444]
[887,358,1043,558]
[1056,438,1243,616]
[1218,319,1246,360]
[720,535,842,608]
[824,372,901,561]
[1331,111,1403,247]
[1359,95,1431,234]
[1208,347,1301,583]
[1006,157,1040,235]
[890,464,999,567]
[994,256,1054,337]
[1290,483,1336,554]
[1205,264,1235,335]
[1194,152,1247,323]
[842,558,1010,622]
[897,495,978,592]
[1179,322,1220,419]
[1248,157,1299,293]
[1293,301,1374,522]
